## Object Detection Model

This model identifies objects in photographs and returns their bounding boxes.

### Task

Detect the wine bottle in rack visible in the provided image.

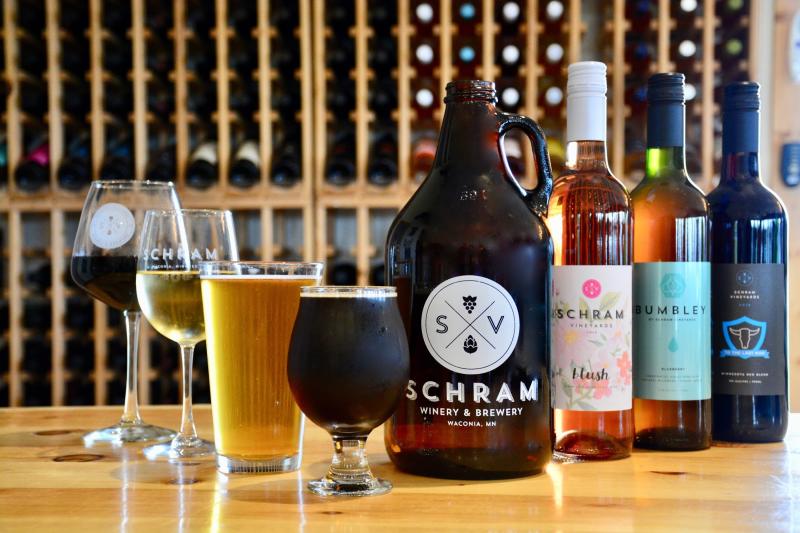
[327,1,355,34]
[229,140,261,189]
[369,81,398,121]
[369,39,397,75]
[324,129,356,186]
[102,33,132,75]
[326,84,356,120]
[15,138,50,193]
[65,296,94,332]
[415,2,435,24]
[145,145,176,183]
[23,297,52,331]
[0,299,9,332]
[146,34,173,77]
[24,258,51,293]
[547,62,633,461]
[186,35,216,75]
[498,0,522,26]
[19,77,47,116]
[369,261,385,286]
[58,129,91,191]
[187,76,217,115]
[99,125,133,181]
[271,47,300,77]
[229,76,258,116]
[708,82,788,443]
[66,378,94,405]
[186,140,219,190]
[24,378,52,407]
[17,31,47,76]
[62,75,91,118]
[499,84,522,111]
[270,3,299,34]
[329,255,358,285]
[66,338,95,372]
[271,79,302,118]
[104,76,133,117]
[60,32,90,75]
[0,139,6,187]
[228,35,258,75]
[410,132,437,182]
[147,78,175,117]
[102,0,132,33]
[270,139,302,189]
[631,73,711,451]
[498,41,521,69]
[367,130,398,187]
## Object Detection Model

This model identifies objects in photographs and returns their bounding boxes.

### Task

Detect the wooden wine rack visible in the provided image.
[0,0,783,408]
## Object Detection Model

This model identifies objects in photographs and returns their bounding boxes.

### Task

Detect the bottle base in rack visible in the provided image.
[634,428,711,451]
[553,431,632,463]
[216,452,301,475]
[82,419,176,447]
[143,436,216,462]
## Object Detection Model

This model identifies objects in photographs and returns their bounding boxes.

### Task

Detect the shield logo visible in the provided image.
[722,316,767,352]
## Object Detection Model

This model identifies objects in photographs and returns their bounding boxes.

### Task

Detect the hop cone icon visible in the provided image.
[462,295,477,314]
[463,335,478,354]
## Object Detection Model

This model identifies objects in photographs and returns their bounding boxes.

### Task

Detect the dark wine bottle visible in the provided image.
[102,33,132,74]
[0,298,9,333]
[65,296,94,332]
[58,130,91,191]
[99,124,133,180]
[271,79,302,117]
[229,76,257,115]
[62,75,91,118]
[60,32,90,75]
[326,85,356,119]
[369,39,397,74]
[104,76,133,117]
[19,77,47,116]
[146,34,173,76]
[23,297,52,331]
[24,257,52,292]
[66,377,94,405]
[229,140,260,188]
[369,81,398,120]
[102,0,132,33]
[147,77,174,116]
[228,35,257,75]
[271,47,299,77]
[329,256,357,285]
[270,140,301,188]
[324,129,356,186]
[367,130,398,186]
[186,140,219,189]
[66,338,95,372]
[186,35,215,74]
[15,140,50,193]
[708,82,788,443]
[187,76,217,115]
[369,261,385,286]
[17,32,46,75]
[145,145,176,183]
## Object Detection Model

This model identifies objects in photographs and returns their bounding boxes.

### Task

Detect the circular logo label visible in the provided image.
[421,275,520,375]
[736,270,753,286]
[660,273,686,298]
[582,279,602,299]
[89,203,136,250]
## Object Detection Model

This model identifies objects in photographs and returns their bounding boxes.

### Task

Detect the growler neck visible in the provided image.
[565,140,610,172]
[432,100,503,170]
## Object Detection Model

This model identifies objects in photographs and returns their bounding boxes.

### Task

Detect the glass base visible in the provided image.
[308,475,392,497]
[83,420,176,447]
[143,436,216,462]
[216,452,301,474]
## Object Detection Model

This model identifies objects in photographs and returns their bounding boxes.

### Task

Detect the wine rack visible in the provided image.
[0,0,767,407]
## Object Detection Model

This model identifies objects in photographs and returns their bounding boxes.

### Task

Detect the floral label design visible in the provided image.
[551,265,632,411]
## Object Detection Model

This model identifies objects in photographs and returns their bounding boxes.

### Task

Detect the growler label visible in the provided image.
[421,275,520,375]
[90,202,136,250]
[551,265,632,411]
[713,263,786,396]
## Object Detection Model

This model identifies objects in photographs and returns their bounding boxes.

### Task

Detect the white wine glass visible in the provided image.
[71,180,180,446]
[137,209,238,461]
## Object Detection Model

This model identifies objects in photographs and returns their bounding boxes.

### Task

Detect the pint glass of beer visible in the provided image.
[199,261,323,473]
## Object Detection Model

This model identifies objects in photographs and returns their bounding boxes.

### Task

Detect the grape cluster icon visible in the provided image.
[462,295,477,314]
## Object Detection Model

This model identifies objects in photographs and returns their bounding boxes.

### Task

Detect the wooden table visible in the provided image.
[0,406,796,532]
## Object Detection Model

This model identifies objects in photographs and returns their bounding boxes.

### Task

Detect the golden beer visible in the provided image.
[201,271,319,472]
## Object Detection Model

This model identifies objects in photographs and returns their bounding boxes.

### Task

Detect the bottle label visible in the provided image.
[90,202,136,250]
[712,263,786,396]
[551,265,632,411]
[191,142,218,164]
[633,262,711,401]
[235,140,260,165]
[421,275,520,375]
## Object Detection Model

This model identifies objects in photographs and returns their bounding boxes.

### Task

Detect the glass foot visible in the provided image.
[308,475,392,497]
[83,420,176,447]
[216,452,301,474]
[143,436,216,462]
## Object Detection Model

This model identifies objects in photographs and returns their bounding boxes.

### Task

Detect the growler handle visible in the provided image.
[496,113,554,217]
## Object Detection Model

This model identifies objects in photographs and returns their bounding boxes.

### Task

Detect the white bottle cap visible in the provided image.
[566,61,607,143]
[416,88,434,108]
[416,3,434,22]
[501,87,520,107]
[546,43,564,63]
[546,1,564,20]
[502,2,521,22]
[502,45,520,64]
[416,44,434,64]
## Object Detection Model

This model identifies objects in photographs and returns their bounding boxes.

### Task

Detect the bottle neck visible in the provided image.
[565,140,609,171]
[645,101,687,177]
[565,88,608,171]
[721,108,760,183]
[433,99,501,170]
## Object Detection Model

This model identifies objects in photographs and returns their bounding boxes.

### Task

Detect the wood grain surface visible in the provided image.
[0,406,796,532]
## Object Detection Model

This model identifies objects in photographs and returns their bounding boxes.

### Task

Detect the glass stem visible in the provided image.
[121,310,142,425]
[176,344,198,441]
[329,436,371,481]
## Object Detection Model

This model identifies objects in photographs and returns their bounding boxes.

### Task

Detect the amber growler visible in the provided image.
[385,80,554,479]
